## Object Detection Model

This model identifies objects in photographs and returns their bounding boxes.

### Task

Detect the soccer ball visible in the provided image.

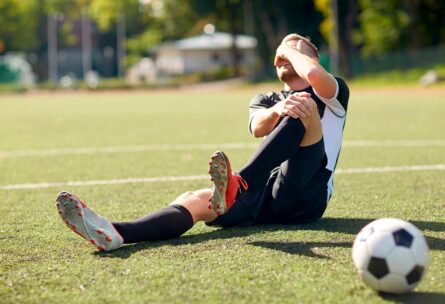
[352,218,429,294]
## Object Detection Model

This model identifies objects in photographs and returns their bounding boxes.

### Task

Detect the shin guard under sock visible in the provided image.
[112,205,193,244]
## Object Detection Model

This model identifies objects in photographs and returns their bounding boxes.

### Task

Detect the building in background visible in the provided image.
[155,31,257,78]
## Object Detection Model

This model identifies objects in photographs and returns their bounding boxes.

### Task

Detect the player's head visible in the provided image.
[275,33,319,83]
[281,34,319,59]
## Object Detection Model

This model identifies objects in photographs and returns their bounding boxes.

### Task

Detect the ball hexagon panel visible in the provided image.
[392,228,413,248]
[386,247,416,275]
[366,231,396,258]
[359,269,381,291]
[367,257,389,279]
[352,238,370,269]
[379,273,409,294]
[358,226,375,242]
[373,218,408,233]
[411,237,429,266]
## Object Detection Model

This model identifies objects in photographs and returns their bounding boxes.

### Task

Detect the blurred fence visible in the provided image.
[350,44,445,77]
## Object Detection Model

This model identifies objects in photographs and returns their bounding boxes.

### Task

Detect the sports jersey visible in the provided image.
[248,77,350,202]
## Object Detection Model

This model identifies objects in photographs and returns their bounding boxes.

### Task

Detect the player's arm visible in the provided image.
[276,41,337,99]
[250,92,314,138]
[249,108,280,138]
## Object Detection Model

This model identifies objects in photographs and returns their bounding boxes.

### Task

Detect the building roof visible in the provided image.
[158,32,257,51]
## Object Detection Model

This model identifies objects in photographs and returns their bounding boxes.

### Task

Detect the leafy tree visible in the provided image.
[353,0,410,56]
[0,0,40,53]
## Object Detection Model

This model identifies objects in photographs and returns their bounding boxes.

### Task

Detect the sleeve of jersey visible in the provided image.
[313,79,346,118]
[248,93,270,134]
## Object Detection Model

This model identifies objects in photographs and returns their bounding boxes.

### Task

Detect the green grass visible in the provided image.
[0,86,444,303]
[350,64,445,86]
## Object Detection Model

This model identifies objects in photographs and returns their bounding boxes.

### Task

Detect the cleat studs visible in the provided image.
[105,235,112,242]
[216,204,220,208]
[96,229,104,235]
[65,219,69,224]
[221,170,225,174]
[69,197,73,202]
[72,224,78,230]
[78,212,83,217]
[90,239,96,245]
[97,245,105,251]
[75,204,80,209]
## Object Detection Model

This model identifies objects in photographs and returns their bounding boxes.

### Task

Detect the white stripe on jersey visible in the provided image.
[314,80,347,201]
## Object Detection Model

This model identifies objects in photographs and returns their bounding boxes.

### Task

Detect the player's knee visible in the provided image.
[171,191,195,205]
[300,108,321,131]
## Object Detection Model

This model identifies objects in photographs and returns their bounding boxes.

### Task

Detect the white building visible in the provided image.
[155,32,257,76]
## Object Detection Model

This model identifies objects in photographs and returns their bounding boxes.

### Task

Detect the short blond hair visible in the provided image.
[281,33,319,59]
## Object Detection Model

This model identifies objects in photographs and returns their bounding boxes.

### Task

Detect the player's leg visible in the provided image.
[56,189,218,251]
[270,107,328,222]
[209,112,319,214]
[238,116,306,188]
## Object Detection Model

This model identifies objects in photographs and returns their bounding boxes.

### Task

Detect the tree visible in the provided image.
[0,0,40,54]
[353,0,445,55]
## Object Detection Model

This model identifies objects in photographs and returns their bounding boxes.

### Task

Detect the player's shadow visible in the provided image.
[379,291,445,304]
[248,240,351,259]
[299,217,445,251]
[95,217,445,259]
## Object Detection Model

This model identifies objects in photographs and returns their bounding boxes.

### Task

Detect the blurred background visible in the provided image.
[1,0,445,92]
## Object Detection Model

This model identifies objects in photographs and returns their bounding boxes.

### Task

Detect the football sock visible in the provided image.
[239,116,305,187]
[112,205,193,244]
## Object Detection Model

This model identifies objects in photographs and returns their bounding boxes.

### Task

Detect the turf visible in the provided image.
[0,85,444,303]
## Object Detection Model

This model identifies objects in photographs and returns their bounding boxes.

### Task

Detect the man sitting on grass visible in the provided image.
[56,33,349,251]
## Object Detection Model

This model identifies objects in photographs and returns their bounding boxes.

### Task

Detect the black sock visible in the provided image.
[112,205,194,244]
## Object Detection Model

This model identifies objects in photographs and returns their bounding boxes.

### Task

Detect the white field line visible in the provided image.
[1,164,444,191]
[0,140,444,158]
[0,143,258,158]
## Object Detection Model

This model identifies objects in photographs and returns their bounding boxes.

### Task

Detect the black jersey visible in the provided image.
[248,77,350,201]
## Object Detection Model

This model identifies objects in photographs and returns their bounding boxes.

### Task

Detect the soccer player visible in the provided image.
[56,33,349,251]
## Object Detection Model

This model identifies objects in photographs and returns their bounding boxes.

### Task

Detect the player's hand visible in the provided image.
[273,92,316,119]
[274,43,294,67]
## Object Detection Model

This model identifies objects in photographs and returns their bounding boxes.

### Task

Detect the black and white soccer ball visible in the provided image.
[352,218,429,294]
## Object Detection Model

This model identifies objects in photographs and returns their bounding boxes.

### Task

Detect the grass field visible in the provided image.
[0,84,444,303]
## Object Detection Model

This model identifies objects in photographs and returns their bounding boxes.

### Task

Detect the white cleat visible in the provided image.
[55,191,123,251]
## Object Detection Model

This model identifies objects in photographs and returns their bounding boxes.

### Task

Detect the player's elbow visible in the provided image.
[306,67,323,85]
[252,127,265,138]
[251,124,269,138]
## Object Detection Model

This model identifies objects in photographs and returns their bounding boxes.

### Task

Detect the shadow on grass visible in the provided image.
[379,291,445,304]
[248,240,351,259]
[95,217,445,259]
[299,217,445,251]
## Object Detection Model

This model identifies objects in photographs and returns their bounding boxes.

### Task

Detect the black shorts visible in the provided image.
[207,139,331,227]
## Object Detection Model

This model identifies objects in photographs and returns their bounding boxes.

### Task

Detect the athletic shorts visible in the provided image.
[206,139,331,227]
